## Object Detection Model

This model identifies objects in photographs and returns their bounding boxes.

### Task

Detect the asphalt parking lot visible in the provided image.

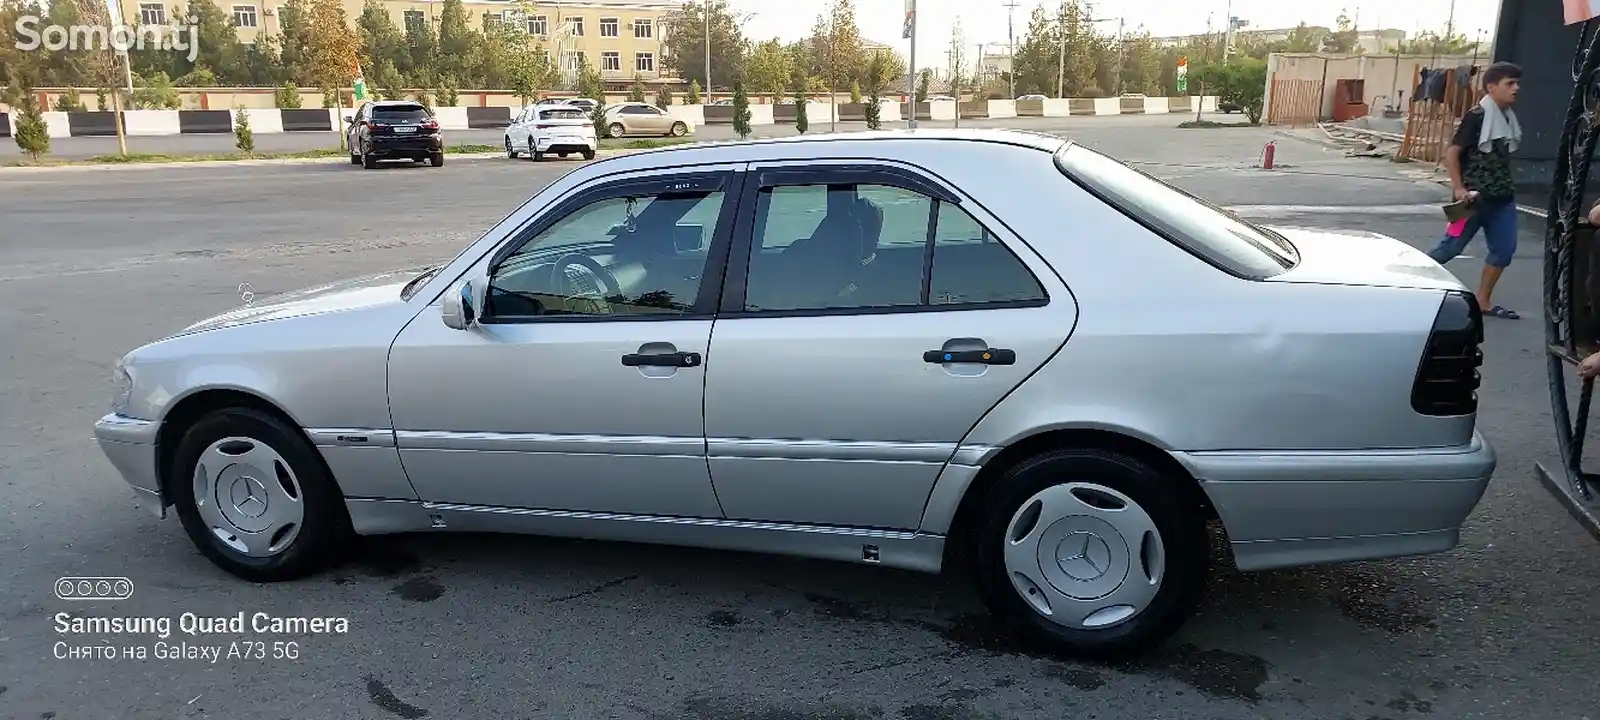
[1,115,1595,720]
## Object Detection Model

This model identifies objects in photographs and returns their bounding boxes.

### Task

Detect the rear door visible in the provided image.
[701,161,1078,530]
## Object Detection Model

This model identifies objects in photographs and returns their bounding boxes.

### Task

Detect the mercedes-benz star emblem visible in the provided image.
[229,476,269,518]
[1057,532,1113,582]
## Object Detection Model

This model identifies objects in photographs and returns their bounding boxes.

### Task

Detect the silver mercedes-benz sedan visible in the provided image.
[93,129,1496,659]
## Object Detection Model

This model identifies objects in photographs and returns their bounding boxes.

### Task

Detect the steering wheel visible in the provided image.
[549,253,623,315]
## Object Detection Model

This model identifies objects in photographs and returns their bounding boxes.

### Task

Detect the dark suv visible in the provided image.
[347,101,444,169]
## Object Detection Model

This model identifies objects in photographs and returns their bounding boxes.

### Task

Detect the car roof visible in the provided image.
[587,128,1069,173]
[369,100,423,107]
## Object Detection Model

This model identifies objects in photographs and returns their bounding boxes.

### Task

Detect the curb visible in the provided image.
[0,148,653,174]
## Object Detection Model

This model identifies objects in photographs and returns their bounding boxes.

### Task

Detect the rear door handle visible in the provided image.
[621,351,702,368]
[923,348,1016,365]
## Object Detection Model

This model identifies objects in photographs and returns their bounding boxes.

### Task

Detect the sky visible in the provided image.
[727,0,1504,68]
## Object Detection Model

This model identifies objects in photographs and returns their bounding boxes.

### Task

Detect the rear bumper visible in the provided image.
[1177,431,1497,571]
[367,134,443,156]
[92,413,167,519]
[533,134,597,153]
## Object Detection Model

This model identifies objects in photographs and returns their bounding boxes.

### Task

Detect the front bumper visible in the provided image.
[1179,430,1497,571]
[93,413,166,519]
[367,134,443,156]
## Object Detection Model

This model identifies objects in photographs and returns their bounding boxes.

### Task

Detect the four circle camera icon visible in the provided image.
[55,577,133,601]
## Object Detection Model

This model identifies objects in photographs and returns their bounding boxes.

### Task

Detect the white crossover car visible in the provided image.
[505,104,597,161]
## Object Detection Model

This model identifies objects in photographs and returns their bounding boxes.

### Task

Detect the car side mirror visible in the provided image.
[441,274,488,330]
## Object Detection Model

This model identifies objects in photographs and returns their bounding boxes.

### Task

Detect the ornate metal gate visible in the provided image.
[1537,18,1600,540]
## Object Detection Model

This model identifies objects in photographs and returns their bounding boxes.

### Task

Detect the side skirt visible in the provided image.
[345,498,947,574]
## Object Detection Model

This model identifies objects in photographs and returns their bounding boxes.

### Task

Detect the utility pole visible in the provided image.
[905,0,917,129]
[1003,0,1019,98]
[1114,17,1125,96]
[703,0,711,93]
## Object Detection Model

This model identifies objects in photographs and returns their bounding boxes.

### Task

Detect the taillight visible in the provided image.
[422,120,438,130]
[1410,291,1484,416]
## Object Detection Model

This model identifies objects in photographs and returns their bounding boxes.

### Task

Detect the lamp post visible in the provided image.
[703,0,711,93]
[905,0,917,129]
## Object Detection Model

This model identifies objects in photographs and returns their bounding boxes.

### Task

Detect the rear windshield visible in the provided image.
[372,105,430,121]
[540,108,588,120]
[1053,143,1298,278]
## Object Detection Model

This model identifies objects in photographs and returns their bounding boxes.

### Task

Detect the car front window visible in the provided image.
[1054,143,1298,279]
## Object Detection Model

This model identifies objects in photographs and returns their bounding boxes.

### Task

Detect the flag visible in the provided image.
[351,58,369,102]
[1566,0,1600,24]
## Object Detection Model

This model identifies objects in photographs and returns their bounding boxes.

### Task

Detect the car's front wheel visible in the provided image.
[608,122,625,139]
[670,121,688,137]
[973,448,1208,660]
[505,137,517,158]
[170,407,351,582]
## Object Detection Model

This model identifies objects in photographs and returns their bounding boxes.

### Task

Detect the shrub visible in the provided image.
[274,83,302,109]
[233,106,254,155]
[655,85,673,107]
[731,82,752,139]
[686,79,701,104]
[793,89,808,134]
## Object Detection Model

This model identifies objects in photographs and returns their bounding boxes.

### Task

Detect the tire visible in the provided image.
[169,407,351,582]
[361,149,377,169]
[608,122,625,139]
[581,148,596,161]
[505,137,517,159]
[349,151,360,165]
[670,121,687,137]
[429,152,444,167]
[971,448,1208,661]
[531,149,544,162]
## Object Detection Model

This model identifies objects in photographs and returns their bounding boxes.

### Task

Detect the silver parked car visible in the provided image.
[94,129,1495,659]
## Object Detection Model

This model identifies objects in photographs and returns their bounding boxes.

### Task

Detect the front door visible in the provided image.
[386,167,744,517]
[702,162,1078,530]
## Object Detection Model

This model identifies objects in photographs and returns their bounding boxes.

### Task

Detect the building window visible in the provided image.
[232,4,257,27]
[601,51,621,71]
[635,52,654,72]
[404,9,425,30]
[633,18,653,38]
[564,51,584,70]
[527,14,546,35]
[568,16,583,36]
[599,17,618,37]
[138,2,165,24]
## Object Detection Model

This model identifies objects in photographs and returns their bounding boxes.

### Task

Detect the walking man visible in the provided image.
[1427,61,1524,320]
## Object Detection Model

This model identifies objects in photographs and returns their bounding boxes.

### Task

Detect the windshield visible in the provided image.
[1054,143,1298,278]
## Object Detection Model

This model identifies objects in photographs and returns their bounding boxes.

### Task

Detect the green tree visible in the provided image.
[54,89,85,111]
[661,0,747,90]
[576,58,607,136]
[132,71,182,109]
[745,38,792,102]
[358,0,409,89]
[915,68,931,102]
[686,79,702,104]
[848,79,861,104]
[793,87,808,133]
[436,0,473,86]
[43,0,87,86]
[437,80,458,106]
[403,12,438,86]
[275,82,303,108]
[1194,56,1266,122]
[807,0,864,91]
[7,79,49,161]
[1322,10,1361,53]
[655,84,673,106]
[234,106,254,154]
[861,50,891,130]
[629,77,648,102]
[1400,29,1480,55]
[276,0,313,82]
[731,81,752,139]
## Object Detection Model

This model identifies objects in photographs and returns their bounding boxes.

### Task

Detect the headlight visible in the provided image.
[111,359,132,414]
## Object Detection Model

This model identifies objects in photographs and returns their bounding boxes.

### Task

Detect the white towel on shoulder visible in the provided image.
[1477,94,1521,154]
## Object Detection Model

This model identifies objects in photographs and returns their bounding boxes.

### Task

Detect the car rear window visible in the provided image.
[540,108,587,120]
[372,105,430,121]
[1053,143,1298,279]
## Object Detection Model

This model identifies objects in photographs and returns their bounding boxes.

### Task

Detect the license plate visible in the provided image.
[394,126,417,133]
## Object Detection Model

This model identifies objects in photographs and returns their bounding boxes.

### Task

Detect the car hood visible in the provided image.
[1261,225,1466,292]
[175,267,428,336]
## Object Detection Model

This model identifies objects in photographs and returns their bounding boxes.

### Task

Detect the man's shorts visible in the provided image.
[1427,198,1518,268]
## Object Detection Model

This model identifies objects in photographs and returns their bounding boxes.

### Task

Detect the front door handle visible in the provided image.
[923,348,1016,365]
[621,351,702,368]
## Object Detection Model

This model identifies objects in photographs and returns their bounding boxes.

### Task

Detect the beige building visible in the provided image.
[116,0,676,81]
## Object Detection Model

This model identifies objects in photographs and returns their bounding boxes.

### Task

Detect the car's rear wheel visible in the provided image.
[972,448,1208,660]
[670,121,688,137]
[581,148,596,160]
[361,148,377,169]
[505,137,517,158]
[349,150,360,165]
[608,122,625,139]
[170,407,351,582]
[429,152,444,167]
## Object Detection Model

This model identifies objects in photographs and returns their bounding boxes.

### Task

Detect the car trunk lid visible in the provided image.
[1261,225,1467,292]
[369,105,436,136]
